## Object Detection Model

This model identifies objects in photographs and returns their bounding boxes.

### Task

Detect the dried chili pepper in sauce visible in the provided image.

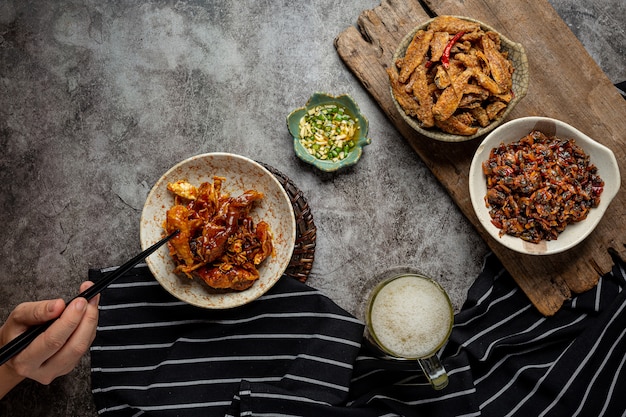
[441,31,465,69]
[482,130,604,243]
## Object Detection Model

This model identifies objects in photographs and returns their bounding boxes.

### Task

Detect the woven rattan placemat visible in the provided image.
[260,163,316,283]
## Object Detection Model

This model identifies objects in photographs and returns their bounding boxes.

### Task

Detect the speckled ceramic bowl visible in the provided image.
[140,153,296,308]
[287,92,371,172]
[469,117,620,255]
[391,16,529,142]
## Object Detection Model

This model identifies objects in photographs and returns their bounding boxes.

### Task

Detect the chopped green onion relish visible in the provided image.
[298,104,359,162]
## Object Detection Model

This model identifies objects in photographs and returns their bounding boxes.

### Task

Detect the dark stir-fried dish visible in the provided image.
[388,16,515,135]
[164,177,273,291]
[482,130,604,243]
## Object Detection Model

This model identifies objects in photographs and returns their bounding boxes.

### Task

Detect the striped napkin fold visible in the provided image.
[90,253,626,416]
[616,80,626,99]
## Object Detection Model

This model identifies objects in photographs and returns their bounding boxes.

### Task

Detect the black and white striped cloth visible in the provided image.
[616,81,626,100]
[90,252,626,416]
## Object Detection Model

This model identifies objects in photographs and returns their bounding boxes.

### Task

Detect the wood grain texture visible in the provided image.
[335,0,626,315]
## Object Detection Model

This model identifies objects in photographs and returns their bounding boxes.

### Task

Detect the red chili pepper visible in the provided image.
[441,31,465,69]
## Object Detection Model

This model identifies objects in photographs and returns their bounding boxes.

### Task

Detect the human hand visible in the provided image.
[0,281,100,398]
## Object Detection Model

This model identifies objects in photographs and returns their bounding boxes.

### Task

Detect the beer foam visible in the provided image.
[369,275,452,359]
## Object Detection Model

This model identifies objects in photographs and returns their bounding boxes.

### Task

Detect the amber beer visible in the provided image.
[366,271,453,389]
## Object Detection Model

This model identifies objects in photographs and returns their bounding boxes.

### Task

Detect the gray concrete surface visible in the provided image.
[0,0,623,415]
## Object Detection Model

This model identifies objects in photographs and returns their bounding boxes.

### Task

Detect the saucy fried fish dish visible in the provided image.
[164,177,274,291]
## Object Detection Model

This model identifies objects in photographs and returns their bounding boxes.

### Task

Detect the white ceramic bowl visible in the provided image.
[140,153,296,308]
[469,117,620,255]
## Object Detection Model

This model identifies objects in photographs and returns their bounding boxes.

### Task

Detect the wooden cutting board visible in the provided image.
[335,0,626,316]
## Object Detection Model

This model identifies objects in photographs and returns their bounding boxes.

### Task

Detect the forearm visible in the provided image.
[0,363,25,399]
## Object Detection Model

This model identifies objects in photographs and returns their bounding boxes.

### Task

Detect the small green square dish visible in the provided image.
[287,92,371,172]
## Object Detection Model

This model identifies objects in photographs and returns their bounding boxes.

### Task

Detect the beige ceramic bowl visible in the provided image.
[391,16,529,142]
[469,117,620,255]
[140,153,296,308]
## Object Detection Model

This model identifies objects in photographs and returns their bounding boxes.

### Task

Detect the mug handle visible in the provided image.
[418,355,448,390]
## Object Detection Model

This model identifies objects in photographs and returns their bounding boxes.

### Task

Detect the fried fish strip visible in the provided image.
[459,84,490,109]
[481,32,513,92]
[435,112,478,135]
[493,91,513,103]
[433,65,451,89]
[398,29,434,83]
[411,63,435,127]
[429,31,450,62]
[470,106,490,127]
[432,68,473,121]
[388,67,421,117]
[427,16,481,35]
[454,52,481,70]
[472,68,505,94]
[486,101,508,120]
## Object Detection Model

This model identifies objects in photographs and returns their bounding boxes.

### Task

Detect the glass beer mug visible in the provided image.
[365,268,454,390]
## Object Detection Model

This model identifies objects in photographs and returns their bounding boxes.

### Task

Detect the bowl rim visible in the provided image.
[390,15,529,142]
[287,92,371,172]
[139,152,297,308]
[468,116,620,255]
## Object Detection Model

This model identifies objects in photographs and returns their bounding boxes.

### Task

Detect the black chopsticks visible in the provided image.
[0,230,178,367]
